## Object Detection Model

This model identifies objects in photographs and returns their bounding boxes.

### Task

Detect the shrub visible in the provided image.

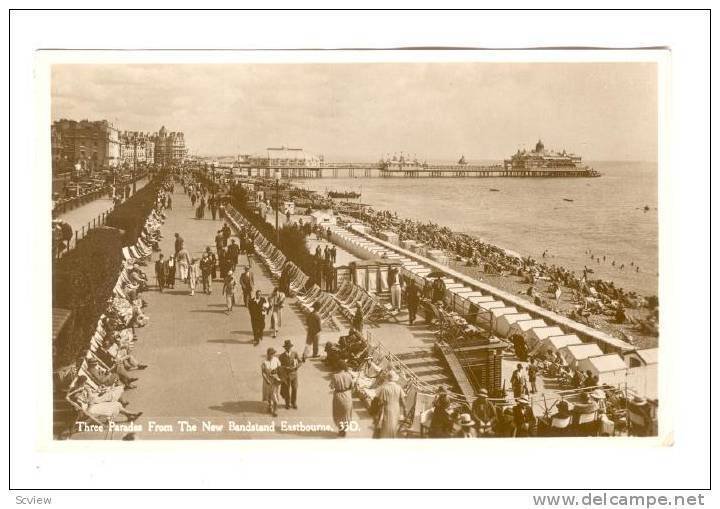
[105,174,164,244]
[52,227,124,369]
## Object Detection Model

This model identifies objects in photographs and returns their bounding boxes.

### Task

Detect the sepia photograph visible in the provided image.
[48,58,662,442]
[8,7,712,499]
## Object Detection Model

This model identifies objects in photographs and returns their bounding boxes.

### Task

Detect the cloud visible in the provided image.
[51,62,658,161]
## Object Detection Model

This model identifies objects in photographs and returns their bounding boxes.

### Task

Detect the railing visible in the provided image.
[52,172,148,217]
[53,209,113,260]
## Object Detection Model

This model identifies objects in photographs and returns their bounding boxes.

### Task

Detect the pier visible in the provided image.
[229,163,598,179]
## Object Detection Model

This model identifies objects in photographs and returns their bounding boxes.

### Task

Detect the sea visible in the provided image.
[297,161,658,297]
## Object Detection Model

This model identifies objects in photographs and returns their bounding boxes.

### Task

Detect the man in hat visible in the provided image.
[154,253,166,292]
[248,290,269,345]
[278,340,301,409]
[512,396,536,437]
[527,358,539,394]
[205,246,218,280]
[510,363,527,399]
[222,269,236,314]
[455,414,477,438]
[304,301,323,360]
[227,239,241,274]
[239,266,254,307]
[471,388,497,436]
[405,278,420,325]
[199,252,213,294]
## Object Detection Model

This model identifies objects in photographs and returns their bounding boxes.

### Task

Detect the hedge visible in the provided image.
[105,173,164,244]
[52,227,124,369]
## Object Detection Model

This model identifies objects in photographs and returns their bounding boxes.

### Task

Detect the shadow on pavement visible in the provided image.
[209,400,268,414]
[207,338,253,345]
[190,309,229,314]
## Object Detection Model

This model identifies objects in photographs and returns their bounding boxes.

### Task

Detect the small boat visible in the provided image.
[563,198,574,202]
[489,188,500,192]
[643,205,650,212]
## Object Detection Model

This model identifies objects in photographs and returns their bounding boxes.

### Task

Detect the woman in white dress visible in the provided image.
[261,348,282,417]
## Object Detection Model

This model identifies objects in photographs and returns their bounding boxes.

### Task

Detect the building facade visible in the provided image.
[51,119,121,174]
[153,126,187,166]
[119,131,155,167]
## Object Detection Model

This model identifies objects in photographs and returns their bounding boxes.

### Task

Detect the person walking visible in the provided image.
[164,255,176,289]
[511,363,528,399]
[303,301,323,361]
[268,287,286,338]
[209,196,217,220]
[176,247,191,283]
[174,233,184,255]
[154,254,166,292]
[222,270,236,314]
[239,266,254,307]
[227,239,240,273]
[527,358,539,394]
[373,371,406,439]
[261,347,281,417]
[330,360,354,437]
[405,278,419,325]
[278,340,301,410]
[388,265,402,313]
[204,246,218,281]
[187,257,199,296]
[248,290,269,345]
[200,252,213,294]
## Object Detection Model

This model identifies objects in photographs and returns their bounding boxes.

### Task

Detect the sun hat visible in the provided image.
[590,388,607,400]
[477,388,489,397]
[267,347,277,355]
[458,413,475,427]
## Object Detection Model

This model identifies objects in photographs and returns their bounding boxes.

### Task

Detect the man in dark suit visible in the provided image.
[405,278,420,325]
[155,254,166,292]
[227,239,240,273]
[278,340,301,409]
[304,301,323,360]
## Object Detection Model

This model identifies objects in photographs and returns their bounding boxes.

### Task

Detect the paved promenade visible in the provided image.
[77,189,374,440]
[57,177,150,236]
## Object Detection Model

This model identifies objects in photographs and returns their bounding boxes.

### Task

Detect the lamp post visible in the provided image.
[274,169,281,245]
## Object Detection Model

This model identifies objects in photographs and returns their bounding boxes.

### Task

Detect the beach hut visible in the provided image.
[310,210,336,226]
[524,326,564,351]
[577,354,628,386]
[489,307,518,330]
[624,348,659,369]
[508,319,547,340]
[495,313,532,337]
[559,343,604,368]
[531,334,583,357]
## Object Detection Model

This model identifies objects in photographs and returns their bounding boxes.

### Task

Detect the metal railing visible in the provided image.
[53,209,114,260]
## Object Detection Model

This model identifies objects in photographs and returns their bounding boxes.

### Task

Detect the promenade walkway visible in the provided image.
[57,177,150,247]
[73,188,374,440]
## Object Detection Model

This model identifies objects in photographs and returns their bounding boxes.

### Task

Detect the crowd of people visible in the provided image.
[340,205,653,321]
[63,176,173,434]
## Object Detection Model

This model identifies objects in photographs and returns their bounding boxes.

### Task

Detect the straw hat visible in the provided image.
[590,388,607,400]
[458,413,475,427]
[516,396,529,405]
[633,395,647,405]
[267,347,277,355]
[477,388,489,398]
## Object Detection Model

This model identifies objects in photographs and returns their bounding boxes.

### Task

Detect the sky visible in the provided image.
[51,62,658,162]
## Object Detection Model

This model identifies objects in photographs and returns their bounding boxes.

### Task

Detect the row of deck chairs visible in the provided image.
[332,280,390,325]
[64,201,166,431]
[223,205,339,330]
